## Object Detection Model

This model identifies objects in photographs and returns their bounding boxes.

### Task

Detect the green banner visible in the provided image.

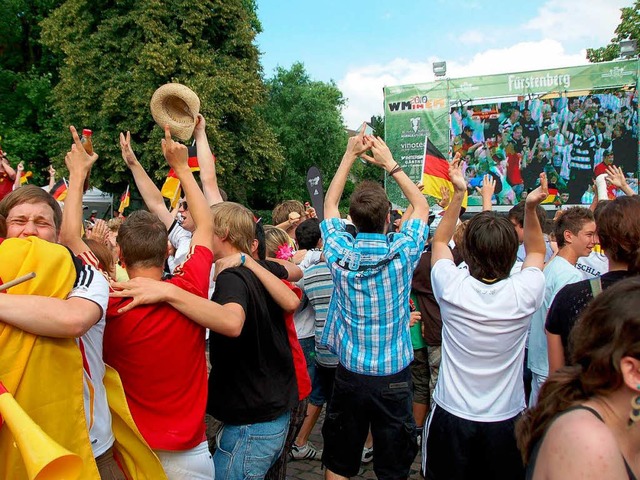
[384,59,640,207]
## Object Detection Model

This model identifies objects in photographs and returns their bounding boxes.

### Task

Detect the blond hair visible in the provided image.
[210,202,255,254]
[263,225,293,258]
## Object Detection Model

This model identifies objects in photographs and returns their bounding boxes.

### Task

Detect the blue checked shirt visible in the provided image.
[320,217,428,375]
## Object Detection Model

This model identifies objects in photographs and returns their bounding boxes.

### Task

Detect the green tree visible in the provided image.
[0,0,63,184]
[39,0,283,203]
[587,2,640,62]
[258,62,347,207]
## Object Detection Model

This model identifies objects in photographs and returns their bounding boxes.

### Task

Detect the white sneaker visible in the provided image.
[290,442,322,461]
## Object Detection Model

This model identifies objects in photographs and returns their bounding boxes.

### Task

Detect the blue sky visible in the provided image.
[256,0,633,128]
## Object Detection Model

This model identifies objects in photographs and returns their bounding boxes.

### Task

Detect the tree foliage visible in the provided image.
[39,0,283,204]
[258,62,347,206]
[0,0,63,184]
[587,1,640,62]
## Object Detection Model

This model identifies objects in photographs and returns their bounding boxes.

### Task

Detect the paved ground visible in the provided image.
[285,409,423,480]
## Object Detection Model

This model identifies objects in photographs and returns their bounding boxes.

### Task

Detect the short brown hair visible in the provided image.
[464,211,518,281]
[554,207,594,248]
[0,185,63,233]
[272,200,305,226]
[349,181,389,234]
[117,211,168,269]
[210,202,255,255]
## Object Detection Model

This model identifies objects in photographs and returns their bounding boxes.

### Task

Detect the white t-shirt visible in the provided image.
[576,250,609,280]
[167,221,192,273]
[69,263,113,457]
[527,256,583,377]
[431,259,545,421]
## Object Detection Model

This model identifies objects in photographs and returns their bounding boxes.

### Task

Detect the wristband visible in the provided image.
[389,164,403,176]
[240,253,246,266]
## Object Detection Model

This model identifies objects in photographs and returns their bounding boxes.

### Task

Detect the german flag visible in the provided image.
[118,185,130,213]
[19,171,32,185]
[421,138,468,208]
[541,185,558,204]
[160,145,202,209]
[49,178,68,201]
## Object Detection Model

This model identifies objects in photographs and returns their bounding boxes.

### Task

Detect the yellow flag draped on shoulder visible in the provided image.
[0,236,101,480]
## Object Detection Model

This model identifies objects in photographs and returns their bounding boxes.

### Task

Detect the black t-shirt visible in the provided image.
[520,118,540,146]
[208,262,297,424]
[545,270,634,359]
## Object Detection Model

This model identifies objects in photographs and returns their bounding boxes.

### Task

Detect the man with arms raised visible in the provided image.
[320,126,429,480]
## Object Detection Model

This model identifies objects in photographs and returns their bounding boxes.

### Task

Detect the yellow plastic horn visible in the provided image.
[0,381,83,480]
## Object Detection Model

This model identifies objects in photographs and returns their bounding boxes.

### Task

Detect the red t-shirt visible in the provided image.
[0,172,13,201]
[105,245,213,450]
[506,153,524,186]
[282,281,311,400]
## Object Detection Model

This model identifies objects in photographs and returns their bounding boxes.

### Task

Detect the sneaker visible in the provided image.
[290,442,322,461]
[361,445,374,464]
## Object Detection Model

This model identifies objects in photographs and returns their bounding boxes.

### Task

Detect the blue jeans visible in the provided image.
[213,411,291,479]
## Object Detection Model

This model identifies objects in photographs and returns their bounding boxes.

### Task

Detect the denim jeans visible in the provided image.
[213,411,291,479]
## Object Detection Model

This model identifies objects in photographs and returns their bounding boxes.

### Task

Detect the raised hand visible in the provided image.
[119,131,138,167]
[87,218,110,246]
[449,153,466,193]
[66,126,99,176]
[16,162,24,173]
[360,136,395,171]
[526,172,549,206]
[438,185,451,208]
[161,124,189,171]
[604,165,627,189]
[194,114,206,136]
[478,174,496,199]
[345,122,372,160]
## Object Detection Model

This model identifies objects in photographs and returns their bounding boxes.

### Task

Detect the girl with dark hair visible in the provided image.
[546,195,640,371]
[516,276,640,479]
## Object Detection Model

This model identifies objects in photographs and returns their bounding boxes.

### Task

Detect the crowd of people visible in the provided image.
[452,92,639,206]
[0,106,638,480]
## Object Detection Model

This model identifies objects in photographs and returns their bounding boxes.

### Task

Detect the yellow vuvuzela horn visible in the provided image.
[0,381,83,480]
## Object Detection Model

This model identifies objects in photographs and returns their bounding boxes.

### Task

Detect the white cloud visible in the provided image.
[339,39,588,129]
[523,0,625,44]
[458,30,487,46]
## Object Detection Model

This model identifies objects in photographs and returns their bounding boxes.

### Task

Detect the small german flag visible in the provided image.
[49,178,68,201]
[160,145,203,209]
[118,185,130,213]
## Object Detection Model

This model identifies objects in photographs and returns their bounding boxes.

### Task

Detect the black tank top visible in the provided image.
[526,405,637,480]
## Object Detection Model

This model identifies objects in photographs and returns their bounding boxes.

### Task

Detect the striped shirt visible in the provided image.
[566,132,602,170]
[320,217,428,376]
[300,261,338,367]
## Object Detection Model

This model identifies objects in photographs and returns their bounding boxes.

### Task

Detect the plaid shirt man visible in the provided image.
[320,217,428,376]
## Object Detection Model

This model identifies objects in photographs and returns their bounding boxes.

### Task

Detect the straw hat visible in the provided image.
[150,83,200,140]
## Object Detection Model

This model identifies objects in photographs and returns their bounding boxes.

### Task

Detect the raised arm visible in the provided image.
[431,154,465,266]
[161,125,212,250]
[522,173,548,271]
[361,136,429,221]
[193,115,223,206]
[478,173,496,211]
[119,131,174,229]
[12,162,24,190]
[324,123,371,219]
[1,155,16,180]
[605,165,635,197]
[59,125,99,255]
[47,165,56,190]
